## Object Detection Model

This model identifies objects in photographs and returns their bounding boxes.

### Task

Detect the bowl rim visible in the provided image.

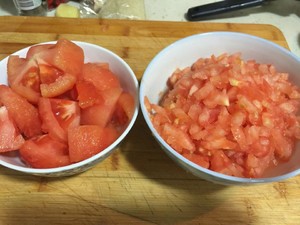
[140,31,300,184]
[0,40,139,175]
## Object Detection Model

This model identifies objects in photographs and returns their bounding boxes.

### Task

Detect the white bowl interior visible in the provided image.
[0,41,139,176]
[140,32,300,185]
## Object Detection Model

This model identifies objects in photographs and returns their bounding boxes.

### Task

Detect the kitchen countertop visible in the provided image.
[144,0,300,57]
[0,0,299,57]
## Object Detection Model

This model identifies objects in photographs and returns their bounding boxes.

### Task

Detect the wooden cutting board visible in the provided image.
[0,16,298,225]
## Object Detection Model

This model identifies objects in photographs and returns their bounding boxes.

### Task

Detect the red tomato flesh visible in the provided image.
[20,134,71,169]
[76,80,104,109]
[80,87,122,127]
[80,63,121,91]
[68,125,118,163]
[40,73,76,98]
[38,97,80,142]
[0,106,25,152]
[29,39,84,77]
[0,85,42,138]
[7,55,41,104]
[114,92,135,125]
[146,53,300,178]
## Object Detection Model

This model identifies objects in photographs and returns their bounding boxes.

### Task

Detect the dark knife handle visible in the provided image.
[186,0,265,21]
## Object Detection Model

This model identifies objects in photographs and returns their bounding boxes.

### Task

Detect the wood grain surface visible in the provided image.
[0,16,299,225]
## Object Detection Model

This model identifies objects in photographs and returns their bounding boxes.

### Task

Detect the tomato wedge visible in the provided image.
[30,39,84,77]
[7,55,41,104]
[68,125,118,163]
[76,81,104,109]
[0,85,42,138]
[81,88,122,127]
[0,106,25,152]
[80,63,121,91]
[20,134,71,169]
[114,92,135,124]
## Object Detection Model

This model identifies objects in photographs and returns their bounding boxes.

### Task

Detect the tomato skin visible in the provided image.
[68,125,118,163]
[7,55,41,104]
[0,85,42,138]
[0,106,25,152]
[26,44,55,59]
[80,63,121,91]
[30,39,84,77]
[51,39,84,76]
[20,134,71,169]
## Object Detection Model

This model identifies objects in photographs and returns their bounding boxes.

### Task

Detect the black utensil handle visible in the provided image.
[186,0,265,21]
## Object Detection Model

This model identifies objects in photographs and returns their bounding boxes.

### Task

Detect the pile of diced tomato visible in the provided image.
[0,39,135,169]
[145,53,300,178]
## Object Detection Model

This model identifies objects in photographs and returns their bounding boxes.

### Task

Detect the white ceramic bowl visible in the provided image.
[0,41,139,177]
[140,32,300,185]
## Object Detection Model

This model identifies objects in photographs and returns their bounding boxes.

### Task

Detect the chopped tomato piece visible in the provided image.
[68,125,118,163]
[0,85,42,138]
[210,151,232,172]
[40,73,76,98]
[161,123,195,153]
[76,81,104,109]
[29,39,84,77]
[183,153,210,169]
[7,55,41,103]
[79,63,121,91]
[19,134,71,169]
[112,92,135,127]
[0,106,25,152]
[81,87,122,127]
[38,97,80,142]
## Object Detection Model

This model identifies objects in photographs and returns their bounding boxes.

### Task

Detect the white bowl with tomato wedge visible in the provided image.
[140,32,300,185]
[0,39,139,176]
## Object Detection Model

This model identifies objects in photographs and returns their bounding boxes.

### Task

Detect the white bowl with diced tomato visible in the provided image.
[140,32,300,185]
[0,39,139,176]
